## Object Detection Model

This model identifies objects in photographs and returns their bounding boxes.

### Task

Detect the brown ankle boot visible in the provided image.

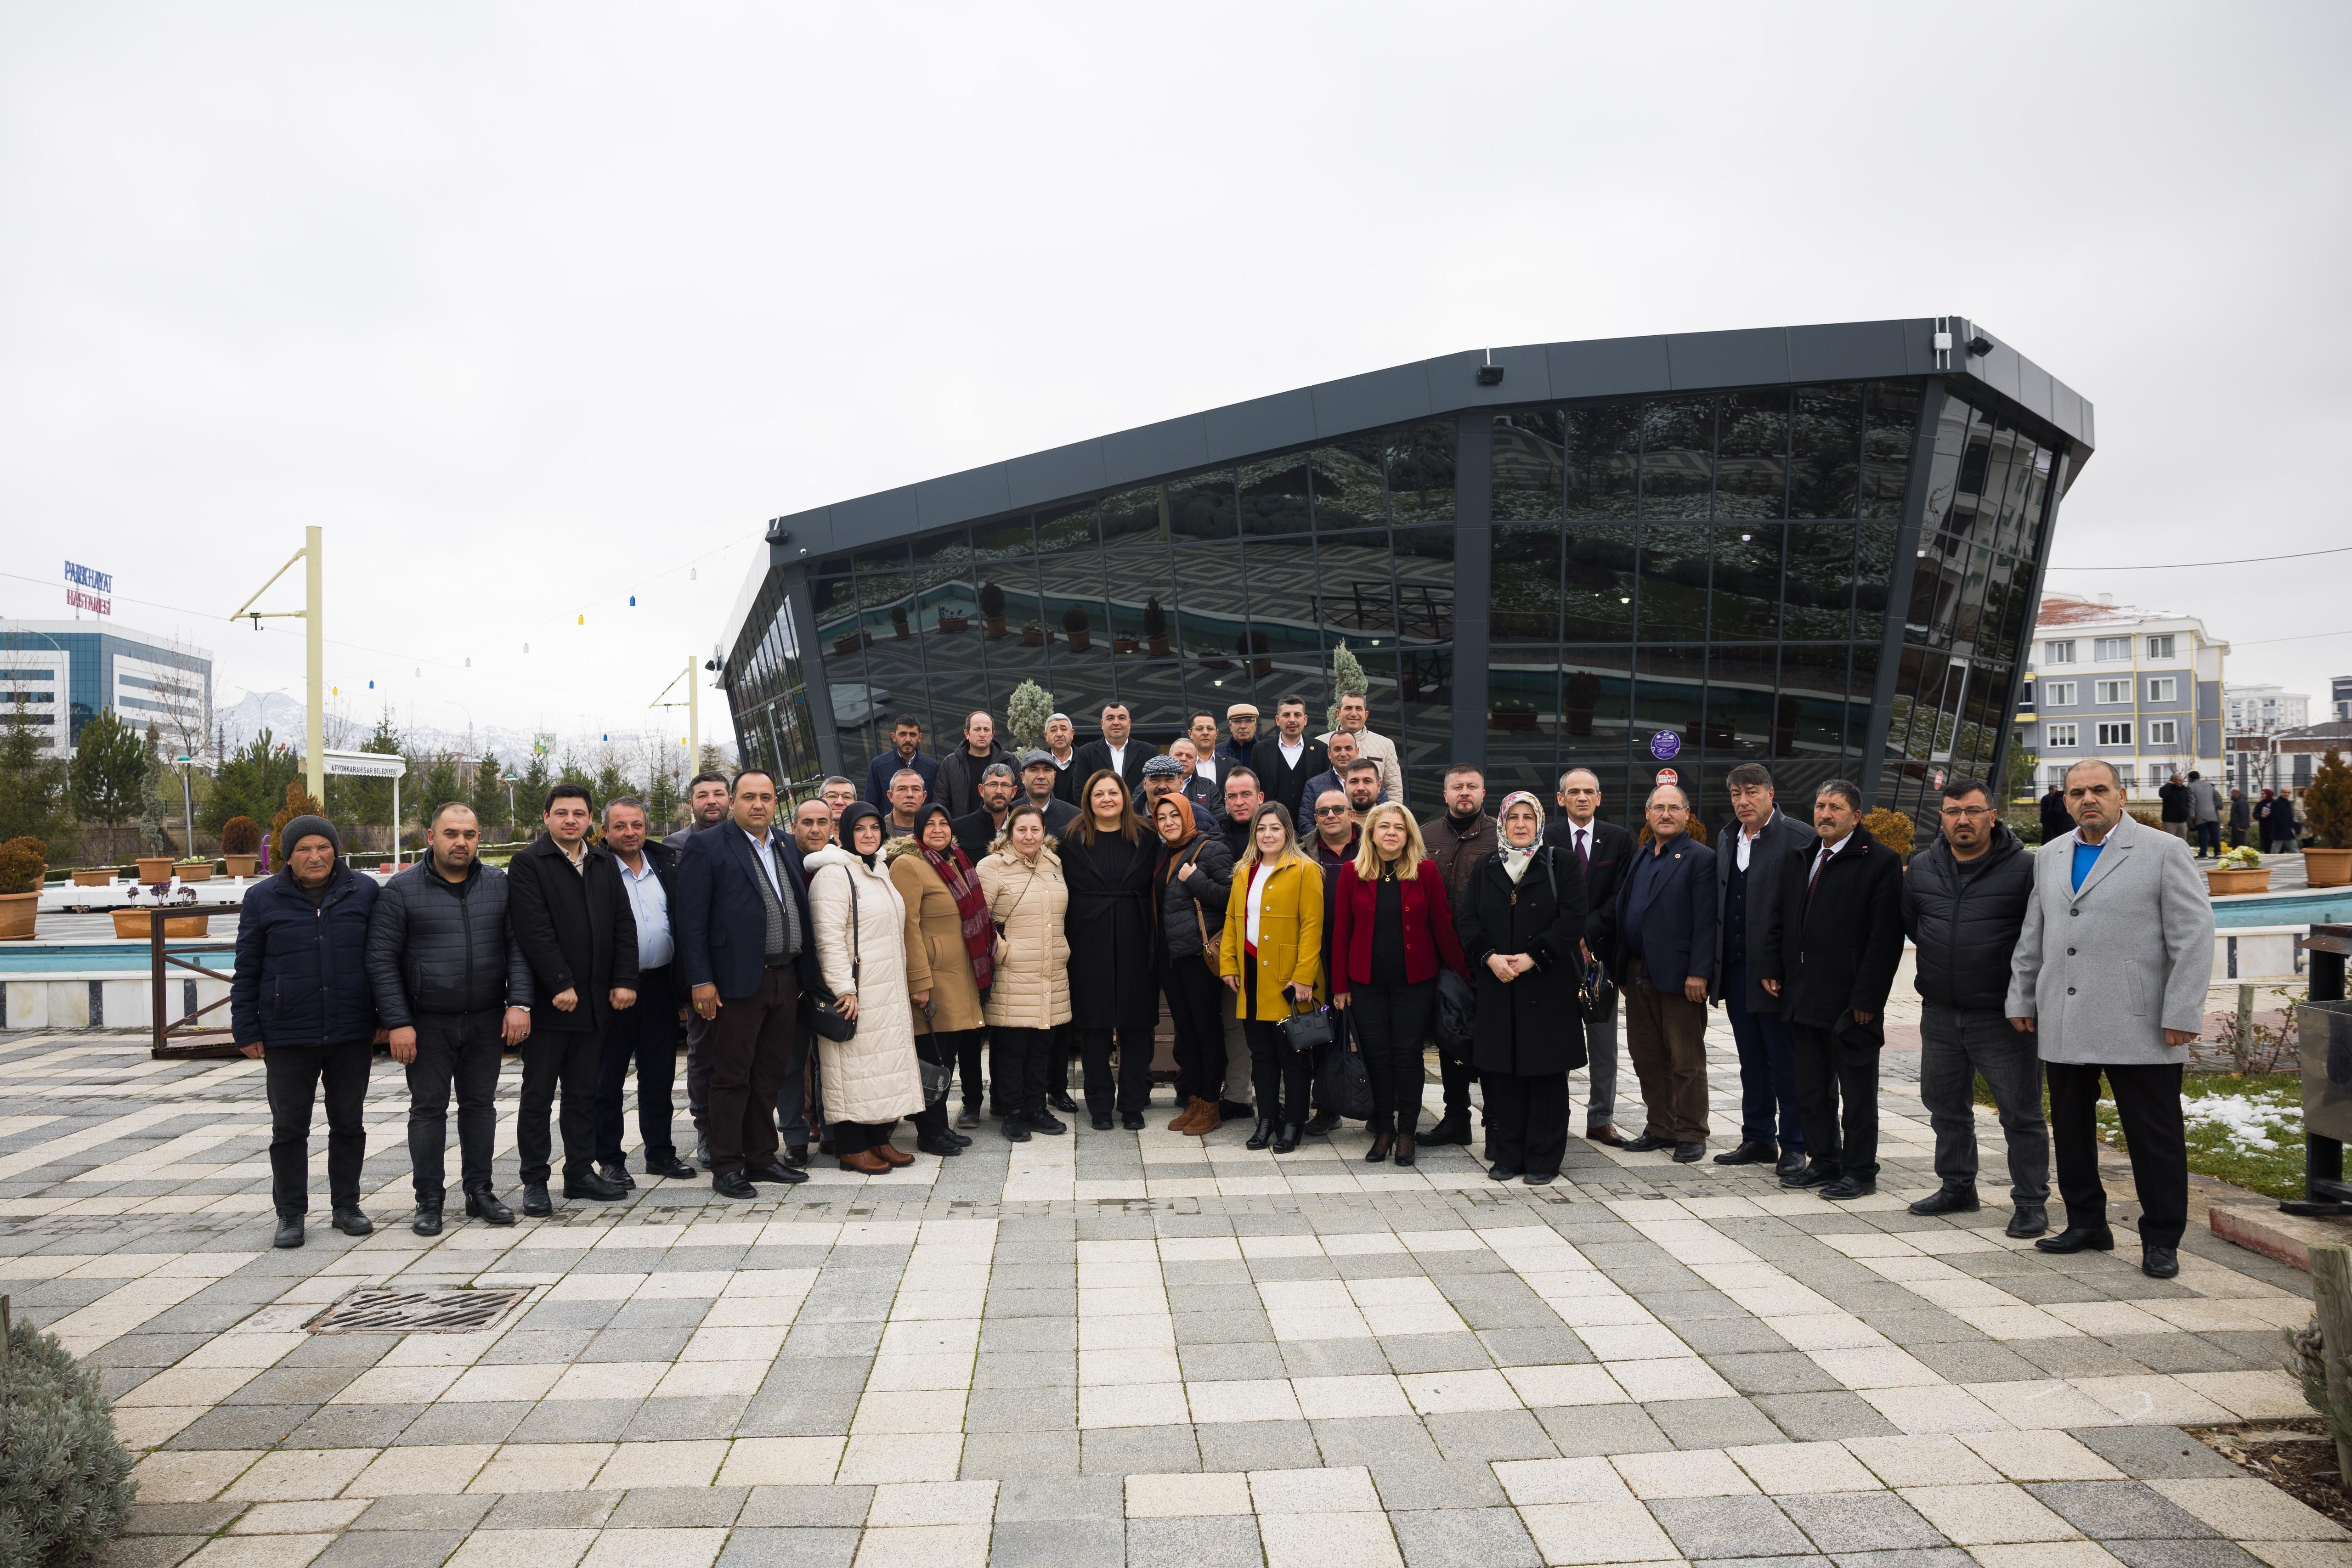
[1167,1098,1200,1133]
[1188,1099,1220,1137]
[873,1143,914,1167]
[839,1150,889,1173]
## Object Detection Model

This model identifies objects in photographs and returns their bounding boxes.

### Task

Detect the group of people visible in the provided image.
[235,689,2212,1280]
[2049,769,2302,860]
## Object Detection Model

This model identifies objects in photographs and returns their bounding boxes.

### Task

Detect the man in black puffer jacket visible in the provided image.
[1901,775,2049,1238]
[232,815,381,1249]
[367,801,535,1236]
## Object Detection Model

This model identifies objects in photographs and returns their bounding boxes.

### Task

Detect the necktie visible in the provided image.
[1575,827,1589,873]
[1808,847,1826,899]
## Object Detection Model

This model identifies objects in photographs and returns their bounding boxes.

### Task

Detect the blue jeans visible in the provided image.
[1724,963,1803,1151]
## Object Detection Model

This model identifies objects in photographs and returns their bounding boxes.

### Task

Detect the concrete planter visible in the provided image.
[113,910,210,939]
[71,869,114,887]
[2307,848,2352,888]
[0,891,36,941]
[135,856,175,885]
[2205,867,2273,897]
[224,856,258,878]
[175,862,214,883]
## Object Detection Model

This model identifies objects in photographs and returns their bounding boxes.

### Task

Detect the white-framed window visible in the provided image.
[2147,677,2177,702]
[2095,679,2131,704]
[2045,723,2079,748]
[2147,634,2175,660]
[2115,764,2138,787]
[2148,720,2179,745]
[2094,636,2131,660]
[2097,721,2132,746]
[2043,682,2076,706]
[2044,639,2076,663]
[2047,764,2070,787]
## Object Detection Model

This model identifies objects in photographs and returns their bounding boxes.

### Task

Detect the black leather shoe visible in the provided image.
[1049,1092,1079,1114]
[1393,1134,1415,1167]
[1272,1122,1302,1154]
[1219,1100,1255,1122]
[1821,1176,1876,1199]
[1673,1142,1705,1163]
[1090,1112,1113,1131]
[1246,1117,1277,1151]
[712,1170,756,1200]
[1713,1139,1778,1166]
[951,1132,972,1146]
[748,1161,810,1184]
[411,1204,443,1236]
[1621,1133,1672,1152]
[1775,1148,1809,1179]
[1525,1171,1557,1186]
[645,1155,697,1179]
[2036,1224,2115,1254]
[1910,1186,1980,1216]
[1419,1113,1472,1147]
[783,1145,809,1167]
[598,1162,636,1190]
[1364,1133,1391,1164]
[916,1133,964,1157]
[332,1208,373,1237]
[1028,1110,1067,1135]
[273,1216,304,1249]
[1780,1163,1839,1189]
[2142,1246,2181,1279]
[1001,1113,1032,1142]
[956,1107,980,1129]
[694,1135,710,1165]
[1488,1162,1526,1181]
[465,1191,514,1226]
[2007,1203,2050,1239]
[521,1183,553,1217]
[564,1172,627,1201]
[1304,1111,1340,1135]
[1122,1111,1144,1131]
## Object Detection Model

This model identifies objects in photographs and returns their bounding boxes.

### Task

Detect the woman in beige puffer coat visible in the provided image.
[975,802,1070,1139]
[804,805,926,1174]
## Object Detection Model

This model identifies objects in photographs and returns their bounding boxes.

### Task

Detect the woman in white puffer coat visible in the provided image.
[804,803,926,1174]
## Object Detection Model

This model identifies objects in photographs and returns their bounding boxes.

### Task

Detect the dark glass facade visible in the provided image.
[721,325,2086,835]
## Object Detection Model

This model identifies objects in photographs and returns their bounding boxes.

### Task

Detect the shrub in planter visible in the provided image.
[0,838,44,941]
[2305,748,2352,887]
[1143,597,1168,655]
[1562,670,1601,737]
[219,817,262,857]
[978,580,1007,636]
[0,1304,137,1566]
[1862,808,1914,858]
[1061,604,1091,652]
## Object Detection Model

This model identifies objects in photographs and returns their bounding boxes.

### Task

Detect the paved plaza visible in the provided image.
[0,1007,2338,1568]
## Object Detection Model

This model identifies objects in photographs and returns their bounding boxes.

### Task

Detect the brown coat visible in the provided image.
[886,843,987,1035]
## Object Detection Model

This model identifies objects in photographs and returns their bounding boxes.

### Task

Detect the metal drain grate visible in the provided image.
[307,1287,528,1335]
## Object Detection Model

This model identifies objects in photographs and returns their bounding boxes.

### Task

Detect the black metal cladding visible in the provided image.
[721,320,2089,833]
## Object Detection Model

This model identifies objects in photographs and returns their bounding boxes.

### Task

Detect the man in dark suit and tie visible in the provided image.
[1544,768,1635,1146]
[1249,695,1329,819]
[1713,763,1815,1178]
[1072,702,1150,796]
[673,769,820,1199]
[1612,783,1716,1162]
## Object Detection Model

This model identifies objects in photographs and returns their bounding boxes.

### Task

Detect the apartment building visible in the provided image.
[2016,595,2224,798]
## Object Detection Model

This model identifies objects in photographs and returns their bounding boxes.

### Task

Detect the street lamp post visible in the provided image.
[503,773,517,834]
[172,755,197,857]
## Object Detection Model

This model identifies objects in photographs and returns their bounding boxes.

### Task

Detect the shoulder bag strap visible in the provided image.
[1184,842,1212,953]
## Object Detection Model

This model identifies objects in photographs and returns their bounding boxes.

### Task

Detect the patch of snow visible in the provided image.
[2182,1093,2296,1152]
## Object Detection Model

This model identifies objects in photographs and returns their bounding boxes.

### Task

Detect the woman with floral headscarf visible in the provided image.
[1454,791,1589,1184]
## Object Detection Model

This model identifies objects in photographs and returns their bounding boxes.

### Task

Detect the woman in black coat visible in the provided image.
[1061,769,1161,1129]
[1454,793,1589,1185]
[1150,794,1235,1135]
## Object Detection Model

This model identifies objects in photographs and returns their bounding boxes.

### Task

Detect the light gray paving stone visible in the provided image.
[310,1529,464,1567]
[992,1517,1125,1568]
[349,1495,494,1533]
[1194,1419,1322,1472]
[993,1475,1123,1522]
[480,1492,620,1529]
[1080,1425,1201,1475]
[2068,1427,2244,1480]
[715,1527,861,1568]
[738,1486,873,1527]
[1782,1492,1950,1553]
[1651,1494,1820,1558]
[91,1537,206,1568]
[508,1398,642,1443]
[1533,1402,1675,1456]
[1126,1516,1266,1568]
[1650,1395,1787,1450]
[1752,1391,1903,1442]
[2102,1540,2269,1568]
[1392,1506,1544,1568]
[1370,1460,1509,1512]
[2026,1481,2224,1539]
[606,1486,749,1527]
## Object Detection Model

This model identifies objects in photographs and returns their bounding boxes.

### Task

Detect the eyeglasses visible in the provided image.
[1938,806,1994,819]
[1313,805,1351,817]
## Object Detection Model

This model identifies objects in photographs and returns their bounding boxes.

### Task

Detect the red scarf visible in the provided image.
[922,842,994,989]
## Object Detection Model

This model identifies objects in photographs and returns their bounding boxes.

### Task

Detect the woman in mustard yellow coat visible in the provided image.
[1219,803,1324,1152]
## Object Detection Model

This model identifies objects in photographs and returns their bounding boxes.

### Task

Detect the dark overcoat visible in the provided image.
[1455,844,1590,1077]
[1059,826,1159,1030]
[506,834,640,1034]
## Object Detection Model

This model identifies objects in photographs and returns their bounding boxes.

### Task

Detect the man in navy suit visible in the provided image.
[1713,763,1815,1178]
[1614,783,1717,1162]
[673,769,820,1199]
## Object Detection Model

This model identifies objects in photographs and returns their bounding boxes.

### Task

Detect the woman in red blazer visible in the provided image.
[1331,802,1470,1166]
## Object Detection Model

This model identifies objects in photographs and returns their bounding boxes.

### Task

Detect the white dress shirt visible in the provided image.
[1736,808,1778,872]
[744,827,783,900]
[616,852,674,970]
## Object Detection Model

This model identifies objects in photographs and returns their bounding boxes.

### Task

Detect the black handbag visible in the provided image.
[1312,1011,1374,1120]
[1279,1000,1334,1055]
[809,869,859,1043]
[1434,966,1476,1051]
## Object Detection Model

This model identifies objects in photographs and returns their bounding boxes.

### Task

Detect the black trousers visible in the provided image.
[947,1027,987,1111]
[265,1042,370,1217]
[684,1007,713,1136]
[1162,953,1227,1106]
[2047,1059,2188,1248]
[834,1119,899,1154]
[1790,1021,1879,1181]
[1048,1021,1076,1099]
[1351,979,1437,1135]
[910,1028,961,1142]
[406,1008,505,1204]
[1484,1072,1569,1179]
[1437,1044,1476,1126]
[707,965,797,1176]
[1081,1026,1154,1116]
[992,1027,1053,1119]
[519,1028,599,1186]
[1244,964,1312,1123]
[596,963,679,1168]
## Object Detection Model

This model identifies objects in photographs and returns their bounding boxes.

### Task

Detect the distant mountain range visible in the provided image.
[213,687,730,770]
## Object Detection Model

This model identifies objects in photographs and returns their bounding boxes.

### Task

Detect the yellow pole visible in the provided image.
[305,526,325,805]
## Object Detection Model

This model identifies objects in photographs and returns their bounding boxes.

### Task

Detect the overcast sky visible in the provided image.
[3,3,2347,755]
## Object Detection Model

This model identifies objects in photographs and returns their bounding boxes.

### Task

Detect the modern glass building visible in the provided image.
[0,620,214,759]
[718,318,2092,831]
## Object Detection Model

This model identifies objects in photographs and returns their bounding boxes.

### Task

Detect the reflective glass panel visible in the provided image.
[1633,645,1707,750]
[1564,403,1640,518]
[1491,524,1564,643]
[1100,485,1166,549]
[1385,422,1456,525]
[1704,645,1774,758]
[1237,457,1312,537]
[1713,391,1790,519]
[1561,525,1638,641]
[1558,647,1634,766]
[1778,643,1851,759]
[1860,381,1919,519]
[1640,397,1714,519]
[1851,524,1894,650]
[1634,523,1710,642]
[1390,527,1456,646]
[1492,409,1566,521]
[1709,523,1782,642]
[1486,643,1558,795]
[1166,471,1237,543]
[1308,440,1388,531]
[1791,385,1862,518]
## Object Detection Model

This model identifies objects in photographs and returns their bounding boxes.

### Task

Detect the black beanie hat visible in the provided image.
[278,814,341,861]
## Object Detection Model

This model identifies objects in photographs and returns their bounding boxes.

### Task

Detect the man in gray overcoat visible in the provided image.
[2007,758,2213,1279]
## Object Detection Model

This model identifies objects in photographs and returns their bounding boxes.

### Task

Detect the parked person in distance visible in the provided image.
[977,802,1072,1140]
[1611,784,1715,1162]
[1250,695,1329,819]
[1762,780,1905,1200]
[1455,793,1589,1185]
[1330,802,1470,1165]
[594,796,697,1192]
[2228,787,2250,850]
[1546,768,1635,1148]
[1419,763,1497,1151]
[2008,758,2212,1279]
[506,782,638,1215]
[864,713,937,809]
[1153,794,1235,1135]
[1074,702,1150,795]
[665,770,735,1166]
[889,801,989,1151]
[1061,769,1160,1130]
[951,762,1019,862]
[803,803,928,1173]
[673,769,819,1199]
[1712,762,1814,1178]
[2261,788,2299,854]
[234,814,382,1248]
[366,802,535,1235]
[2039,780,2071,846]
[1902,775,2048,1237]
[2158,770,2192,841]
[2188,771,2222,860]
[1220,804,1326,1153]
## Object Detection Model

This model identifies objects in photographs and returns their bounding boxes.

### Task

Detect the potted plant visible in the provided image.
[1562,670,1601,737]
[891,604,911,640]
[220,816,262,878]
[135,853,175,885]
[1112,632,1139,654]
[0,836,45,940]
[1143,597,1169,657]
[71,867,114,887]
[175,859,214,882]
[1243,629,1273,678]
[1022,621,1048,647]
[1772,694,1800,756]
[1062,604,1092,653]
[831,627,875,656]
[2304,748,2352,888]
[979,580,1007,638]
[1489,700,1538,733]
[2205,842,2272,896]
[1199,648,1233,671]
[937,606,969,634]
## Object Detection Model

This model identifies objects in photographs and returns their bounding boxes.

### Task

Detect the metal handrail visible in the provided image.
[148,908,242,1060]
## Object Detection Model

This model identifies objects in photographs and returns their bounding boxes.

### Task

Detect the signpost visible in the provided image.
[324,748,408,865]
